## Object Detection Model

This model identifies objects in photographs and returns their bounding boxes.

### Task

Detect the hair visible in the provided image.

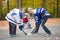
[22,8,28,13]
[28,7,33,11]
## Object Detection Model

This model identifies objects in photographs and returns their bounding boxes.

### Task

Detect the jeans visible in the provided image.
[32,15,51,35]
[9,22,16,35]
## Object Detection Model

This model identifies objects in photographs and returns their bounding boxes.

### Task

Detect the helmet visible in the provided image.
[23,16,28,23]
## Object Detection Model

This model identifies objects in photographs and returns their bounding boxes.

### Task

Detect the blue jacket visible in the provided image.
[33,8,50,23]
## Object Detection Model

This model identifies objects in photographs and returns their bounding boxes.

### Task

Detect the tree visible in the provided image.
[16,0,19,8]
[7,0,10,12]
[16,0,22,9]
[56,0,58,17]
[19,0,22,9]
[42,0,45,8]
[0,0,3,19]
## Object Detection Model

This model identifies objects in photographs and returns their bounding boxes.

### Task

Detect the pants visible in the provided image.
[9,22,16,35]
[27,22,31,28]
[24,22,31,28]
[32,16,51,34]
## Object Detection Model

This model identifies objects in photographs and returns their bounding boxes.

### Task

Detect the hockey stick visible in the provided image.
[19,24,27,35]
[22,30,27,35]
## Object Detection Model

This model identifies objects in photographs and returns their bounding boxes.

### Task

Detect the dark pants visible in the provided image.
[9,22,16,35]
[32,16,51,34]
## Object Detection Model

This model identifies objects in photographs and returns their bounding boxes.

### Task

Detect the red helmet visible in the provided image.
[23,16,28,23]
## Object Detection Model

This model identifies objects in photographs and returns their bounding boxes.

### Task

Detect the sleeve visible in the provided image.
[5,16,17,24]
[5,13,17,25]
[19,11,23,19]
[41,8,46,13]
[41,8,50,16]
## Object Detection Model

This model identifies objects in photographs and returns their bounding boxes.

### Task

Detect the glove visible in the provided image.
[19,25,24,30]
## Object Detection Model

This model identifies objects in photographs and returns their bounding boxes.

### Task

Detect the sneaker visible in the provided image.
[10,34,16,37]
[31,31,38,34]
[31,32,36,34]
[46,34,51,37]
[27,33,33,36]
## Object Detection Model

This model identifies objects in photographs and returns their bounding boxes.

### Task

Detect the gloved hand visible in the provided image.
[19,25,24,30]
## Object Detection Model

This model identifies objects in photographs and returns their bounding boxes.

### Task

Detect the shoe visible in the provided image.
[31,31,38,34]
[48,34,51,36]
[27,33,33,36]
[10,34,16,37]
[31,32,37,34]
[46,34,51,37]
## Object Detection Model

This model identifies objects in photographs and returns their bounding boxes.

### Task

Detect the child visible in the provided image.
[28,7,51,35]
[22,8,32,29]
[5,8,24,37]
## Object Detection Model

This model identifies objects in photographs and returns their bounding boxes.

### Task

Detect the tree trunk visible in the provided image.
[7,0,10,12]
[16,0,19,9]
[19,0,22,10]
[42,0,45,8]
[56,0,58,17]
[0,0,3,20]
[16,0,22,9]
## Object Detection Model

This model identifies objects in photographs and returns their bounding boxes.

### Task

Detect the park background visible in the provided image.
[0,0,60,40]
[0,0,60,20]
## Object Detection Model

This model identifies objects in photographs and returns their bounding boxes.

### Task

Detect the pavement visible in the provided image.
[0,18,60,40]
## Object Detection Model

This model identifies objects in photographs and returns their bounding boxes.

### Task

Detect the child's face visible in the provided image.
[28,9,33,14]
[22,9,26,13]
